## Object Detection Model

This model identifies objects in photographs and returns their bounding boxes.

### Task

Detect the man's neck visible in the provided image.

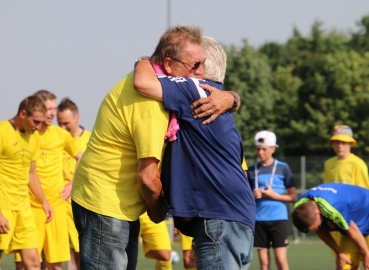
[71,126,83,138]
[9,116,23,131]
[39,123,49,132]
[260,157,274,167]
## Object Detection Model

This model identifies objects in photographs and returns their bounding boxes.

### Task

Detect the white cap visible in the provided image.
[255,130,279,147]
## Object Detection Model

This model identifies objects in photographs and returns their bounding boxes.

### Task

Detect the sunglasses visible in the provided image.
[171,57,206,71]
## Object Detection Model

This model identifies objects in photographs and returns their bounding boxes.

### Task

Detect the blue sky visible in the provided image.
[1,1,368,130]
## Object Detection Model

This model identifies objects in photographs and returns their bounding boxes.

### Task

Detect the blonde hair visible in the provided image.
[151,25,202,66]
[33,89,57,101]
[17,95,47,116]
[202,36,227,82]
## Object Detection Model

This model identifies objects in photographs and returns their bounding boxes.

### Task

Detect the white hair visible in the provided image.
[202,36,227,82]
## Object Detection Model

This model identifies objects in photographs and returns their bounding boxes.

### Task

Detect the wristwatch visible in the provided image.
[231,93,238,109]
[134,56,150,67]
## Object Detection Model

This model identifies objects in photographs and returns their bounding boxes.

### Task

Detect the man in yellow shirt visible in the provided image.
[16,91,82,270]
[57,98,91,270]
[323,125,369,270]
[71,26,238,270]
[0,96,53,270]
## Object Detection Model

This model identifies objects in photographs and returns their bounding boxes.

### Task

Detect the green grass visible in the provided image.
[1,241,362,269]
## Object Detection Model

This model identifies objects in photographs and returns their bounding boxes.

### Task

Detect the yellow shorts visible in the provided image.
[330,231,369,269]
[15,203,70,263]
[0,206,38,254]
[139,212,171,259]
[180,233,193,251]
[66,200,79,252]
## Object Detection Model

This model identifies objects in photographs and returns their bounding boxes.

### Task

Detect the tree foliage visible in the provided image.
[225,14,369,157]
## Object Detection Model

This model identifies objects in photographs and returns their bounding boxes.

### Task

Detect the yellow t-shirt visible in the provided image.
[63,128,91,185]
[0,120,40,210]
[31,125,79,208]
[72,71,169,221]
[324,153,369,189]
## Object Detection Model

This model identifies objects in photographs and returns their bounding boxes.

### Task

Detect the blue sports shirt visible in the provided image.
[248,160,295,221]
[295,183,369,236]
[158,75,256,235]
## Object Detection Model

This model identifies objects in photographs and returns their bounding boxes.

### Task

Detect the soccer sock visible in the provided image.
[155,259,172,270]
[184,267,196,270]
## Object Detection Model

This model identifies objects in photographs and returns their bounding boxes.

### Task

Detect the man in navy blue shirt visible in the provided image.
[134,36,255,269]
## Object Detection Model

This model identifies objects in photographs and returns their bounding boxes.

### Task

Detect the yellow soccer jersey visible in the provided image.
[63,128,91,184]
[0,120,40,210]
[72,71,169,221]
[31,125,79,207]
[324,153,369,189]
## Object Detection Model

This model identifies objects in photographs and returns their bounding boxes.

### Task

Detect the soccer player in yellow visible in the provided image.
[16,91,82,270]
[139,212,172,270]
[323,125,369,270]
[57,98,91,270]
[0,96,53,270]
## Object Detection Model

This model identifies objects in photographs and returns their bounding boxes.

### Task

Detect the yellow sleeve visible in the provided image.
[133,116,168,161]
[241,157,248,170]
[63,130,79,158]
[353,161,369,189]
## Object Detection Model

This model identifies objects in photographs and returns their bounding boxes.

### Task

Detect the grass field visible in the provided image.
[1,240,362,269]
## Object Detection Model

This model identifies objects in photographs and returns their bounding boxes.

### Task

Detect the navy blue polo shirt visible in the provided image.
[158,75,255,234]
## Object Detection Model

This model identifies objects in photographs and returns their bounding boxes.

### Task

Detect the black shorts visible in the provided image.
[254,220,289,249]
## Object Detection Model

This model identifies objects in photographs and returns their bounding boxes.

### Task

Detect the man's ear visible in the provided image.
[75,113,80,123]
[19,109,27,119]
[163,58,173,75]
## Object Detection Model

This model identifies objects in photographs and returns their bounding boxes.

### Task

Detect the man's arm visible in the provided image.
[133,59,163,101]
[134,59,240,125]
[315,225,352,269]
[346,220,369,269]
[137,157,168,224]
[28,161,54,223]
[192,84,241,125]
[60,151,83,200]
[260,185,297,202]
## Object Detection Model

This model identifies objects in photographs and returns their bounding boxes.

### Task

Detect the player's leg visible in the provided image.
[254,221,271,270]
[180,233,196,269]
[10,207,41,270]
[67,249,79,270]
[139,212,172,270]
[19,248,40,270]
[66,200,80,270]
[273,248,288,270]
[270,221,289,270]
[257,249,270,270]
[331,232,360,270]
[43,203,70,269]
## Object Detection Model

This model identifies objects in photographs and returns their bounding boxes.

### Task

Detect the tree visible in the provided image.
[224,40,278,157]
